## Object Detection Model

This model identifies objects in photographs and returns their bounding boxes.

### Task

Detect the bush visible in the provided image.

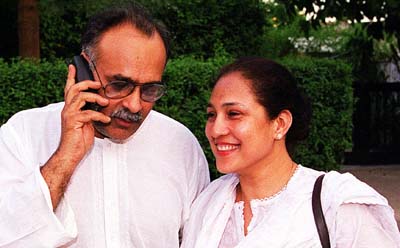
[39,0,110,60]
[0,58,66,124]
[280,56,354,171]
[0,55,353,178]
[260,4,305,59]
[38,0,267,59]
[145,0,267,58]
[155,54,232,178]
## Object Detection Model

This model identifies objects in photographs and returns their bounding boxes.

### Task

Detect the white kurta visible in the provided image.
[0,102,210,248]
[181,165,400,248]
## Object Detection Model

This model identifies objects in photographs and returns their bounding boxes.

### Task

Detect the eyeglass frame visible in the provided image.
[90,61,166,102]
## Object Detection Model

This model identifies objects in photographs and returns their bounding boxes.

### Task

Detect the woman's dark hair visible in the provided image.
[81,2,170,62]
[215,56,312,153]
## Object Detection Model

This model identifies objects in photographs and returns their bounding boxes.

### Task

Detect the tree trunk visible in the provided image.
[18,0,40,58]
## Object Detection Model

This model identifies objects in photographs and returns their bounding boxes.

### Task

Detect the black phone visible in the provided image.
[71,55,101,111]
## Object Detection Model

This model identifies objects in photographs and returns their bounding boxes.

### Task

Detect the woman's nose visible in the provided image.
[207,115,229,138]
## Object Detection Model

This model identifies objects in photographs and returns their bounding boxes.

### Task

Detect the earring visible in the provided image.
[276,134,282,140]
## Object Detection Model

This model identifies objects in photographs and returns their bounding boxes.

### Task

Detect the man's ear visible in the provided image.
[80,52,91,63]
[273,110,292,140]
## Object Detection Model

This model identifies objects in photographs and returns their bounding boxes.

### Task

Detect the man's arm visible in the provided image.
[40,149,82,210]
[0,116,78,247]
[0,65,110,246]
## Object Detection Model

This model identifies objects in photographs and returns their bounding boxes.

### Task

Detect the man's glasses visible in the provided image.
[91,62,165,102]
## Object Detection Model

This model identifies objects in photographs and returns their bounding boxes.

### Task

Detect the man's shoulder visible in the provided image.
[11,102,63,118]
[146,110,201,144]
[149,110,192,132]
[5,102,63,126]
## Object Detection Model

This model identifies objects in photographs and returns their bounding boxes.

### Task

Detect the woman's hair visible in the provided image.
[81,2,170,62]
[215,56,312,153]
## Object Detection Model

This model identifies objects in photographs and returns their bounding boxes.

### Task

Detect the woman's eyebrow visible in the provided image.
[207,102,243,108]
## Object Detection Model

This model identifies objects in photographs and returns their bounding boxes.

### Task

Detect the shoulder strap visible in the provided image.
[312,174,331,248]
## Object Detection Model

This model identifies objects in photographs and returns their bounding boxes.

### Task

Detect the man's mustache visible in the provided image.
[111,108,143,123]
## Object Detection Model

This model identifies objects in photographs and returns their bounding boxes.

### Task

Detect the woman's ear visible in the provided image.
[274,110,292,140]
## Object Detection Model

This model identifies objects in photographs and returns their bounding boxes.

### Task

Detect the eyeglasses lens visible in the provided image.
[105,81,165,102]
[141,84,165,102]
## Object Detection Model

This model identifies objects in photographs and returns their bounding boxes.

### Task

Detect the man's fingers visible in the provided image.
[72,110,111,124]
[67,91,109,110]
[81,91,109,106]
[65,64,103,103]
[64,80,103,105]
[86,110,112,123]
[62,109,111,130]
[65,64,76,97]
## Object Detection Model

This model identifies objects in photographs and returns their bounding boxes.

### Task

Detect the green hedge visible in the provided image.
[280,56,354,171]
[0,56,353,178]
[0,58,66,124]
[37,0,267,59]
[156,55,232,179]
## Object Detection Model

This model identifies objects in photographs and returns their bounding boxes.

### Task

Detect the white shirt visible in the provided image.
[0,102,210,248]
[181,165,400,248]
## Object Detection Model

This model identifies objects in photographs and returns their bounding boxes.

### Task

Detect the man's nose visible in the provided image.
[121,87,143,113]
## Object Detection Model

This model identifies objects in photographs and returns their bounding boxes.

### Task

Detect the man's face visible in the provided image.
[91,23,167,141]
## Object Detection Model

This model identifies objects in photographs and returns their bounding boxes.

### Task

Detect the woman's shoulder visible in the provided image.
[198,174,239,200]
[323,170,388,204]
[293,165,388,206]
[182,174,239,243]
[187,174,238,217]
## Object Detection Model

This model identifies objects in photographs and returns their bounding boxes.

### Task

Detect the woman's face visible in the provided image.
[205,72,277,175]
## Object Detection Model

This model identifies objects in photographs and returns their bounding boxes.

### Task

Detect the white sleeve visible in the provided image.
[335,203,400,248]
[187,143,210,203]
[180,137,210,237]
[0,122,77,247]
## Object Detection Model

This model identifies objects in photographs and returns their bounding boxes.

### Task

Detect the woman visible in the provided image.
[181,57,400,247]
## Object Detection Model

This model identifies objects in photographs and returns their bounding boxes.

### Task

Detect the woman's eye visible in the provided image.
[228,111,240,117]
[206,112,216,119]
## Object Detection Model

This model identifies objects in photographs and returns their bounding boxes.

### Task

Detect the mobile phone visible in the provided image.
[71,55,101,111]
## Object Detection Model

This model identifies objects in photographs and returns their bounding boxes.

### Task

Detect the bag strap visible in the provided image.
[312,174,331,248]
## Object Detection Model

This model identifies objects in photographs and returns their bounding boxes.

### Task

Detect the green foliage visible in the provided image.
[155,53,232,179]
[260,13,306,59]
[280,0,395,33]
[144,0,267,58]
[294,23,351,56]
[0,55,353,177]
[339,24,377,81]
[373,32,400,62]
[280,56,354,171]
[38,0,267,59]
[39,0,116,59]
[279,0,400,80]
[0,58,66,124]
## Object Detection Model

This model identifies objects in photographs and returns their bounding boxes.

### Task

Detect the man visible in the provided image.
[0,3,209,247]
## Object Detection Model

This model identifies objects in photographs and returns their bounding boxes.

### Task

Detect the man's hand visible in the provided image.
[59,64,110,162]
[40,64,110,210]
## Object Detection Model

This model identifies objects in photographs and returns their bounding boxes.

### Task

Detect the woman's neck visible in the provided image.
[237,156,297,202]
[235,155,297,236]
